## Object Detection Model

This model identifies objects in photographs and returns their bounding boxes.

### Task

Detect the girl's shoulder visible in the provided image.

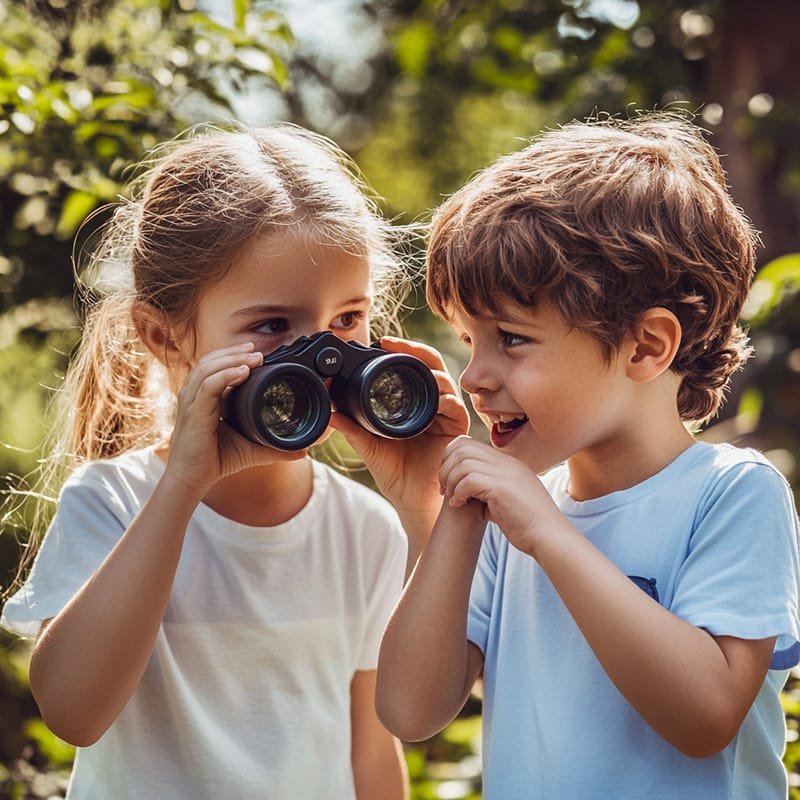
[61,446,164,504]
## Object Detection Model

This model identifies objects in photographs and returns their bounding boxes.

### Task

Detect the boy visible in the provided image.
[376,113,800,798]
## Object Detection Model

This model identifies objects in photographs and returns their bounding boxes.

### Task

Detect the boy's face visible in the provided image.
[450,298,634,475]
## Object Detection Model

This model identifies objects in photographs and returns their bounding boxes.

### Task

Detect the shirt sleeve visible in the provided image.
[467,522,498,656]
[0,467,129,639]
[355,511,407,672]
[670,459,800,670]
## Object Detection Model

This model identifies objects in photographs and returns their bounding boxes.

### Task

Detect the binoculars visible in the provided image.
[224,331,439,451]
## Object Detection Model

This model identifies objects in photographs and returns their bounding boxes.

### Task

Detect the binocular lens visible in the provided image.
[257,376,312,438]
[368,366,423,426]
[224,333,437,450]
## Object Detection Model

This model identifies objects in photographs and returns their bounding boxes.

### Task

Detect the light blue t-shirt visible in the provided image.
[468,442,800,800]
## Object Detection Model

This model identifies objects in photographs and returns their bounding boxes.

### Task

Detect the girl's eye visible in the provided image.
[253,318,289,336]
[332,311,364,330]
[498,329,529,347]
[458,332,472,348]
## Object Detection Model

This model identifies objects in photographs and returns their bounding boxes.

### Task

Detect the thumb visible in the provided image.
[328,411,376,457]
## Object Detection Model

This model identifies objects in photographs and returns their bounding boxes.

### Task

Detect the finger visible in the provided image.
[181,348,263,402]
[328,411,375,453]
[431,368,460,396]
[436,393,470,429]
[378,336,448,370]
[219,421,309,464]
[186,364,257,419]
[448,471,492,508]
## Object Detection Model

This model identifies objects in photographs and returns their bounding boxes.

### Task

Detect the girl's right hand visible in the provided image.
[164,342,304,497]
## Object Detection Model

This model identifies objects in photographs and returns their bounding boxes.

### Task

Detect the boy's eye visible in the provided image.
[458,332,472,347]
[498,328,529,347]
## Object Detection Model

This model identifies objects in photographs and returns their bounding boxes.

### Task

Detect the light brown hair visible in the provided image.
[427,111,760,424]
[64,122,410,464]
[4,123,412,590]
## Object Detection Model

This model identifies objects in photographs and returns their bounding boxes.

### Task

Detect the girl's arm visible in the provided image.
[440,436,777,757]
[29,472,203,746]
[350,670,408,800]
[376,502,486,742]
[30,342,289,746]
[330,337,469,576]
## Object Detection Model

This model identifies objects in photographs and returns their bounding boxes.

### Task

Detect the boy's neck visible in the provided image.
[567,419,696,502]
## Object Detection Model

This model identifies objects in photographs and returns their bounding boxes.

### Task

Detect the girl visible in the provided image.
[1,123,467,799]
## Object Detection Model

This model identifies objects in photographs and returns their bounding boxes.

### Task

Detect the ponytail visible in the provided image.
[62,292,169,463]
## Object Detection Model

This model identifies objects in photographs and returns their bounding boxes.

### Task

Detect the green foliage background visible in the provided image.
[1,1,799,797]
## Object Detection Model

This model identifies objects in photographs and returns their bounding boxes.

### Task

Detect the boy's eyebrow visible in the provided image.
[496,308,543,327]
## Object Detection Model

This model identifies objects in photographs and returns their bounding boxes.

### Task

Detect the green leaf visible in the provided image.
[56,190,98,239]
[23,718,75,768]
[395,21,437,77]
[233,0,248,31]
[744,253,800,324]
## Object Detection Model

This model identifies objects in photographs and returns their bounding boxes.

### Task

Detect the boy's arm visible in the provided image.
[376,502,486,742]
[350,670,408,800]
[536,521,775,757]
[440,436,777,758]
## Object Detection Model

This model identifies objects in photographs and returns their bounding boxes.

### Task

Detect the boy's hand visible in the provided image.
[439,435,562,557]
[330,336,469,518]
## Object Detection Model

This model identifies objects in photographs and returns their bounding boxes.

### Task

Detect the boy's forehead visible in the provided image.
[448,297,545,326]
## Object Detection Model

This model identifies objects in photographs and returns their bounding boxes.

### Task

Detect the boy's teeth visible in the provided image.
[496,415,528,432]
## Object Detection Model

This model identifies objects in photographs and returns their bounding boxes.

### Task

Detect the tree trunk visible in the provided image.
[706,0,800,264]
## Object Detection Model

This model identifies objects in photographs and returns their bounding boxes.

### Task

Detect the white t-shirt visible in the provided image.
[468,442,800,799]
[1,448,407,800]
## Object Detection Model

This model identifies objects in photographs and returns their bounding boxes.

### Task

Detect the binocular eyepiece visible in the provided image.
[224,331,439,451]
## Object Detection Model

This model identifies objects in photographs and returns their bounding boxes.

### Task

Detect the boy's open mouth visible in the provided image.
[494,415,528,434]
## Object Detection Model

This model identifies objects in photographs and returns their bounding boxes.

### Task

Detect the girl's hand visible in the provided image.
[165,342,304,497]
[330,336,469,519]
[439,435,562,557]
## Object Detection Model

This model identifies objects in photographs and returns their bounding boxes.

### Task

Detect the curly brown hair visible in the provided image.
[427,111,761,424]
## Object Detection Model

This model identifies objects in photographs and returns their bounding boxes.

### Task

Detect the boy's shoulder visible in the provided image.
[694,441,790,487]
[538,442,790,509]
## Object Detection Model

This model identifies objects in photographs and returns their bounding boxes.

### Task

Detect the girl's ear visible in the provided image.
[133,301,186,369]
[626,307,682,383]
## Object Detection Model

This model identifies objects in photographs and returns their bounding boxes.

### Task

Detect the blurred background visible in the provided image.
[0,0,798,797]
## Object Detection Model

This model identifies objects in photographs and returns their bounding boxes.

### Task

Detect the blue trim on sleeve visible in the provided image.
[771,640,800,670]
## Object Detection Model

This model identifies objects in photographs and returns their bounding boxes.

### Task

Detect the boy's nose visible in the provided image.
[459,357,500,395]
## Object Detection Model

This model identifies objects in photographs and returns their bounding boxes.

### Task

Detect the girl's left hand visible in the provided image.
[329,336,469,520]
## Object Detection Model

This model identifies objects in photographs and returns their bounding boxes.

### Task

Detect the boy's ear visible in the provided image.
[133,301,186,368]
[626,307,682,382]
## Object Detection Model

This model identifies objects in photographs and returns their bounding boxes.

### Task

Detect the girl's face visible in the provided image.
[186,232,372,364]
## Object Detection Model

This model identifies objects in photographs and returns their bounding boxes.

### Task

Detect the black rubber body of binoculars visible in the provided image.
[223,331,439,451]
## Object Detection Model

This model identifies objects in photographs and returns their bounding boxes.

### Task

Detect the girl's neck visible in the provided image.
[201,458,315,527]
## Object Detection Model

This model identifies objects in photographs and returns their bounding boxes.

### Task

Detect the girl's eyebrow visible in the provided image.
[233,295,371,318]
